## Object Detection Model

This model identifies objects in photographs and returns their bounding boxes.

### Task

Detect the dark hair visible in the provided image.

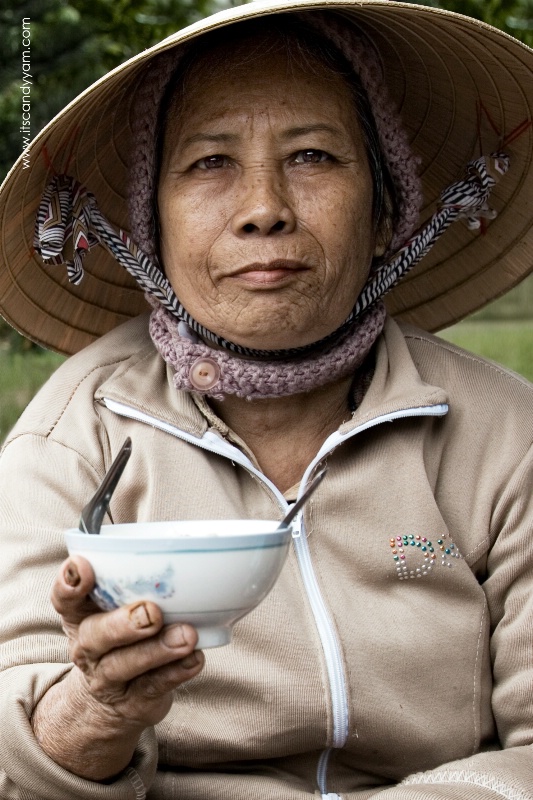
[157,14,397,239]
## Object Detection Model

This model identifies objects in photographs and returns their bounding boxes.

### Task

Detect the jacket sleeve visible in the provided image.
[347,445,533,800]
[0,432,158,800]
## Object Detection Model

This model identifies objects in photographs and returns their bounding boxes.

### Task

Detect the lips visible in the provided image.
[229,259,309,287]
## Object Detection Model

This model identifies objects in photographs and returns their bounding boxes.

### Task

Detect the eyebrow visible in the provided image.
[281,124,345,139]
[179,124,345,151]
[180,133,240,150]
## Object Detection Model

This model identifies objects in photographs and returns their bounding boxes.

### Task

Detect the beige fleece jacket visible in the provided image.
[0,314,532,800]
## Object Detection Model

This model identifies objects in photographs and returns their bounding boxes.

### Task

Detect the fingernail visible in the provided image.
[163,625,186,647]
[181,652,200,670]
[129,603,153,629]
[64,561,80,587]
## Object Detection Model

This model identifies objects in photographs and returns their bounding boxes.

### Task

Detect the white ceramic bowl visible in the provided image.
[65,519,292,648]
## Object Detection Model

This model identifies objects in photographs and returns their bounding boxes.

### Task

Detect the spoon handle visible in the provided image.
[279,467,327,529]
[79,438,132,534]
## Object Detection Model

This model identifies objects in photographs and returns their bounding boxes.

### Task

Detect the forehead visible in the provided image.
[165,34,356,122]
[162,35,359,138]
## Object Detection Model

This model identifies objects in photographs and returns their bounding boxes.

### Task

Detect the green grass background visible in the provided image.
[0,348,65,442]
[441,320,533,382]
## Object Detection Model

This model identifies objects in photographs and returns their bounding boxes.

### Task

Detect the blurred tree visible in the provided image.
[406,0,533,43]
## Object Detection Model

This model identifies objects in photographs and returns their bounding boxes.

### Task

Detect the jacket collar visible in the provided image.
[341,317,448,434]
[95,316,209,438]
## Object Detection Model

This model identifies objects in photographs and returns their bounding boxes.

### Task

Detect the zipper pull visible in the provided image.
[290,513,302,539]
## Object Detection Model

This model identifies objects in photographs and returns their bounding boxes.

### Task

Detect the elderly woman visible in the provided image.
[0,1,532,798]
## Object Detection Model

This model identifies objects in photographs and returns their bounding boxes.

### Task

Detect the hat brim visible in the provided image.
[1,0,532,354]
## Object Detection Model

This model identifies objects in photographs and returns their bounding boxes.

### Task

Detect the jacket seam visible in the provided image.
[463,536,491,563]
[404,333,533,391]
[0,433,102,483]
[401,768,530,800]
[471,600,486,754]
[49,357,144,437]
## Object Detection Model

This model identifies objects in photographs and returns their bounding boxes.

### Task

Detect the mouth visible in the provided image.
[229,259,309,287]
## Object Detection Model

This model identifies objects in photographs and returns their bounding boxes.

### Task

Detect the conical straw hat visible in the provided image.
[1,0,532,355]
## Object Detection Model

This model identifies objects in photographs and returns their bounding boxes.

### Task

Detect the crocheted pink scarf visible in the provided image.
[149,301,386,401]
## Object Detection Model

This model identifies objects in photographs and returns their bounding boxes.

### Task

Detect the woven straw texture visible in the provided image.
[1,0,532,354]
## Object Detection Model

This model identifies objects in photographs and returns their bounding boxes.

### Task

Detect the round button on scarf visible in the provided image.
[189,357,221,391]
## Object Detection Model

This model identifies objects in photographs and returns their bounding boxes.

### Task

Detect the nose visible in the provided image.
[230,168,296,236]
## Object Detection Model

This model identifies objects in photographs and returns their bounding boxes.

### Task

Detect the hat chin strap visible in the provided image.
[34,151,510,361]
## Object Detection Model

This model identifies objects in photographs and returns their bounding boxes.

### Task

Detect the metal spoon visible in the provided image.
[79,438,132,534]
[278,467,327,530]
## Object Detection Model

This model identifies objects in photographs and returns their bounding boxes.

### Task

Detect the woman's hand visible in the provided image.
[31,555,204,781]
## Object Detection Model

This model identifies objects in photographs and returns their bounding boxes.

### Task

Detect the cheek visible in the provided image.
[313,183,376,309]
[299,179,374,263]
[159,188,222,269]
[158,188,235,315]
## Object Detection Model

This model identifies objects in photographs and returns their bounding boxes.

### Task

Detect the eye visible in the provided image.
[292,149,331,164]
[194,155,230,170]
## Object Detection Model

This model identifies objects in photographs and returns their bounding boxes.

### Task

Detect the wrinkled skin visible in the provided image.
[158,46,385,352]
[32,556,203,780]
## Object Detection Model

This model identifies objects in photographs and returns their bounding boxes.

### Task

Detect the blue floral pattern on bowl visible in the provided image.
[91,564,176,611]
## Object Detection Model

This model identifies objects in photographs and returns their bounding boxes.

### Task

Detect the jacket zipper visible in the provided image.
[290,404,448,799]
[103,397,448,798]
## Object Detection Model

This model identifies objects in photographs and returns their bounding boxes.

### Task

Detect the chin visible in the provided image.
[201,307,344,354]
[222,328,331,354]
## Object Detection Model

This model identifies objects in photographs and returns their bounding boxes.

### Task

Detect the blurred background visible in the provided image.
[1,0,532,441]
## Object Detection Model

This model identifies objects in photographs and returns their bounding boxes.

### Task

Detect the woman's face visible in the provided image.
[158,45,384,351]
